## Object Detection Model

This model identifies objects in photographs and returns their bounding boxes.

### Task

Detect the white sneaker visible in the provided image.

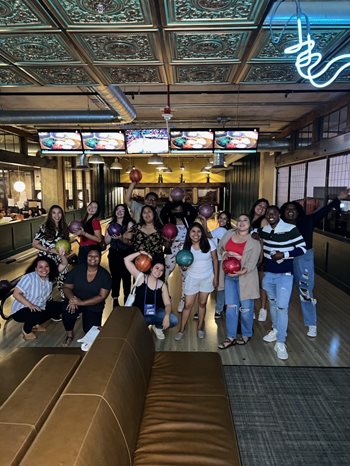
[307,325,317,337]
[258,308,267,322]
[151,325,165,340]
[177,300,184,313]
[263,328,277,342]
[174,331,184,341]
[274,342,288,360]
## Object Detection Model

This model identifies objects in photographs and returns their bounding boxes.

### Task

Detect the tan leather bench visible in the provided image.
[0,352,81,466]
[20,309,241,466]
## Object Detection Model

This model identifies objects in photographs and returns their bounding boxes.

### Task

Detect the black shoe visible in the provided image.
[193,312,199,320]
[214,312,222,319]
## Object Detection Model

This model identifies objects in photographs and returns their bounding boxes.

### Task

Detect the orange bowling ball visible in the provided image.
[135,253,152,272]
[129,168,142,183]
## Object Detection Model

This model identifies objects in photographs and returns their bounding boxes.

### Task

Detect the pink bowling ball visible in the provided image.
[161,223,178,240]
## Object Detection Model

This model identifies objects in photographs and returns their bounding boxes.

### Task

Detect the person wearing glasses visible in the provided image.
[259,206,306,360]
[125,181,161,223]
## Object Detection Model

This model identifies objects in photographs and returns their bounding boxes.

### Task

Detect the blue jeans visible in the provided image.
[293,249,317,326]
[262,272,293,343]
[215,289,225,313]
[143,308,178,329]
[224,276,254,339]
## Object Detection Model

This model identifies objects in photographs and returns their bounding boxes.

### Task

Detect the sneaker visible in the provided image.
[197,329,205,339]
[151,325,165,340]
[214,312,222,319]
[307,325,317,337]
[263,328,277,342]
[174,331,184,341]
[274,342,288,360]
[177,300,184,313]
[51,317,62,322]
[193,312,199,320]
[258,308,267,322]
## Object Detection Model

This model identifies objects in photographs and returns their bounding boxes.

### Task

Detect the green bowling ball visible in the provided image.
[55,239,71,254]
[176,249,194,267]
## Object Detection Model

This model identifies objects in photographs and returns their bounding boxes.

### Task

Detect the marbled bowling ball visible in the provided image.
[129,168,142,183]
[107,222,123,237]
[161,223,178,240]
[176,249,194,267]
[55,239,71,254]
[198,204,214,219]
[135,254,152,273]
[68,220,82,234]
[170,187,185,202]
[223,257,241,274]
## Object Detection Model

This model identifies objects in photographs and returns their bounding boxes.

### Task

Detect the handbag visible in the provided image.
[125,272,145,307]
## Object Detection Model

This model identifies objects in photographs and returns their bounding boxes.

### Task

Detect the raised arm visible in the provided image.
[124,182,137,208]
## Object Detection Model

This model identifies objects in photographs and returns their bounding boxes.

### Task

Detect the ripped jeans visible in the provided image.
[263,272,293,343]
[224,276,254,339]
[293,249,317,326]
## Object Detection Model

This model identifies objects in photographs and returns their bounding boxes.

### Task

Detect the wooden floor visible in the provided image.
[1,251,350,366]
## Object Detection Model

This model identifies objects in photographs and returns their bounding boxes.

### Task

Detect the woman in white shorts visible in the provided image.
[175,222,218,341]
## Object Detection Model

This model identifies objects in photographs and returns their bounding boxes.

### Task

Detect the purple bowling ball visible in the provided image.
[171,187,185,202]
[68,220,82,234]
[198,204,214,219]
[107,222,123,237]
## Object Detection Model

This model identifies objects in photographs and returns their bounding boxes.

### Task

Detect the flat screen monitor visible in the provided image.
[81,131,125,153]
[214,129,259,152]
[38,130,83,153]
[125,129,169,154]
[169,129,214,152]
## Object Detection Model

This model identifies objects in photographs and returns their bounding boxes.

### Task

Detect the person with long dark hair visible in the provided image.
[175,222,218,341]
[280,190,347,338]
[76,201,102,264]
[105,203,135,307]
[131,205,165,256]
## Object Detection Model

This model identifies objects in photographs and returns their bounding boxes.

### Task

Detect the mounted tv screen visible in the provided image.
[214,129,259,152]
[82,131,125,153]
[170,130,214,152]
[125,129,169,154]
[38,131,83,153]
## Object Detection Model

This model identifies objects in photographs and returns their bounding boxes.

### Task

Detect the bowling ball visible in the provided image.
[129,168,142,183]
[0,280,12,296]
[68,220,82,234]
[223,257,241,274]
[107,222,123,237]
[135,254,152,273]
[161,223,178,240]
[176,249,194,267]
[55,239,71,254]
[171,187,185,202]
[198,204,214,219]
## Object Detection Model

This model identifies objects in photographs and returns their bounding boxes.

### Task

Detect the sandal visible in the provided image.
[236,336,251,345]
[218,338,236,350]
[62,334,74,347]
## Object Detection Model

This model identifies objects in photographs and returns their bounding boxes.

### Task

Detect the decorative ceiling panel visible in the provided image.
[0,0,51,29]
[164,0,266,26]
[169,30,250,62]
[175,64,232,83]
[100,65,163,84]
[74,32,159,62]
[250,28,350,62]
[47,0,154,28]
[0,34,79,63]
[242,63,300,84]
[0,66,34,85]
[23,66,96,85]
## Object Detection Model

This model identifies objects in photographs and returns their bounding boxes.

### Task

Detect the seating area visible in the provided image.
[0,308,241,466]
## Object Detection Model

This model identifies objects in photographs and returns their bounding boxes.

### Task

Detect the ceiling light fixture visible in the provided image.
[148,155,163,165]
[269,0,350,88]
[13,166,26,193]
[88,154,105,164]
[110,157,122,170]
[180,161,185,171]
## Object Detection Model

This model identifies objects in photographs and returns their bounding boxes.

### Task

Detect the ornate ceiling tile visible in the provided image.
[175,64,232,83]
[0,34,77,63]
[0,67,33,85]
[243,63,299,83]
[101,65,162,84]
[0,0,47,28]
[48,0,153,27]
[76,32,157,62]
[310,61,350,84]
[170,30,249,61]
[165,0,262,26]
[251,29,349,62]
[24,66,96,85]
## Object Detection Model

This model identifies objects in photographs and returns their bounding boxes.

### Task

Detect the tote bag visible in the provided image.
[125,272,144,307]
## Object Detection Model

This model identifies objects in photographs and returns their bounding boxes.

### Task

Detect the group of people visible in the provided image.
[9,185,347,359]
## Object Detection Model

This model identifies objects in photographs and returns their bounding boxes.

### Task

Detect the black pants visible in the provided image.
[108,249,132,304]
[62,301,103,334]
[13,300,63,334]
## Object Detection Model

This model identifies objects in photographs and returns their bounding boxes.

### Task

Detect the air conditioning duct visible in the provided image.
[96,85,136,124]
[0,110,118,124]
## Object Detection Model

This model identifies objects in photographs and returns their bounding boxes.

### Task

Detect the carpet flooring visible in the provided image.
[224,366,350,466]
